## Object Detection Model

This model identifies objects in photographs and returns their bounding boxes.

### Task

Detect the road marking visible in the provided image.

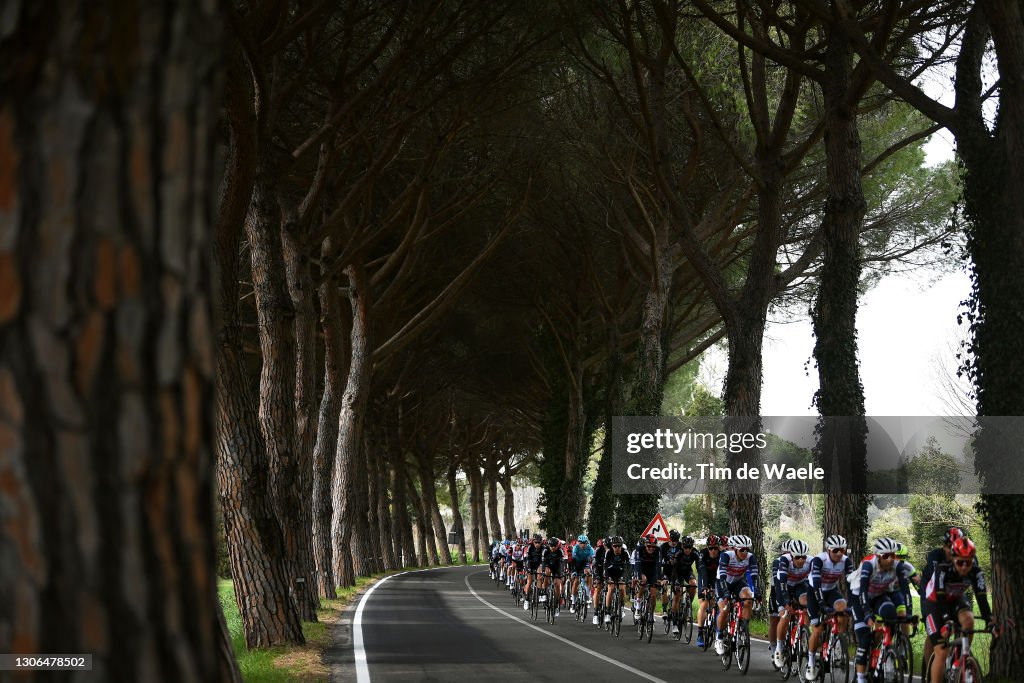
[463,571,669,683]
[354,565,486,682]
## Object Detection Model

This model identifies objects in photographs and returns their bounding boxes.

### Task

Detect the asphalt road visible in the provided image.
[334,564,789,682]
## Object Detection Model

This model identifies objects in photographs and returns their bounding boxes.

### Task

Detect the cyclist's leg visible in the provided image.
[922,599,948,683]
[740,586,754,620]
[850,596,872,676]
[806,588,824,653]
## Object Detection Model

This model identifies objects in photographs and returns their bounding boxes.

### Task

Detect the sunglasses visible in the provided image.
[829,548,846,554]
[880,553,896,560]
[954,559,972,567]
[793,555,807,561]
[612,544,622,548]
[737,547,750,553]
[645,544,656,548]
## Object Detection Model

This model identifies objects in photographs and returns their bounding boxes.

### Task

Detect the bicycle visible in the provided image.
[924,619,1007,683]
[635,581,656,643]
[606,580,626,637]
[865,616,917,683]
[591,575,606,627]
[810,608,851,683]
[700,588,719,652]
[545,577,562,624]
[573,573,590,622]
[663,582,695,643]
[719,595,755,673]
[778,603,811,681]
[529,572,541,621]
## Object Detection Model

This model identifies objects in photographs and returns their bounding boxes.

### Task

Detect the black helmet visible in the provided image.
[547,536,560,547]
[682,536,695,548]
[610,535,624,545]
[669,529,681,542]
[532,533,542,542]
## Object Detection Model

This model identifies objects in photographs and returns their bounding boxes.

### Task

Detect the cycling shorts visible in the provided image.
[922,597,973,645]
[572,558,590,575]
[807,588,846,624]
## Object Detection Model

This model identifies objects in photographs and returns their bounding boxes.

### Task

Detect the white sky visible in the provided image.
[698,106,975,417]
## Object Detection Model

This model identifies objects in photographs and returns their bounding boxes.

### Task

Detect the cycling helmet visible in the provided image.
[706,534,720,547]
[532,533,542,542]
[730,534,752,549]
[669,529,681,542]
[604,536,613,546]
[577,534,589,545]
[610,535,624,545]
[895,543,909,560]
[682,536,695,548]
[824,534,847,551]
[720,535,730,547]
[944,527,966,544]
[873,537,900,554]
[789,539,809,556]
[950,537,976,559]
[548,536,560,547]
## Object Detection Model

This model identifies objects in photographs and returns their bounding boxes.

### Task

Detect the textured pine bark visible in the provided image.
[420,453,453,563]
[393,460,417,566]
[486,458,504,541]
[331,265,371,587]
[0,1,243,677]
[501,471,517,544]
[448,464,469,563]
[375,450,398,570]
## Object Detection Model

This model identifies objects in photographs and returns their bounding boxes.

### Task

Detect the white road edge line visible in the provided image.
[354,564,486,683]
[463,570,669,683]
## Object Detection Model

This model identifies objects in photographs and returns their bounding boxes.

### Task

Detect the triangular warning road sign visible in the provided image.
[641,513,671,542]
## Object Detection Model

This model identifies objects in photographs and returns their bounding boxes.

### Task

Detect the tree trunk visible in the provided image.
[331,264,372,588]
[377,449,399,571]
[0,3,248,677]
[407,475,431,566]
[560,354,588,538]
[616,253,672,537]
[449,465,469,563]
[280,214,320,619]
[349,434,374,577]
[246,168,318,620]
[311,264,348,599]
[470,464,490,559]
[486,458,504,541]
[416,450,452,563]
[501,471,517,544]
[214,52,303,648]
[392,461,416,567]
[588,329,624,538]
[813,13,870,561]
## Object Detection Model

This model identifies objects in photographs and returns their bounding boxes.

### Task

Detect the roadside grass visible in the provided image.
[220,559,485,681]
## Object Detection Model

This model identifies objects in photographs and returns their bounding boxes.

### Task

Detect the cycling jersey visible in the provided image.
[716,550,759,598]
[541,547,564,574]
[809,551,854,592]
[604,548,632,580]
[526,543,545,569]
[848,556,909,610]
[697,548,721,593]
[593,545,607,570]
[922,558,990,614]
[573,543,595,563]
[776,552,811,602]
[633,542,662,583]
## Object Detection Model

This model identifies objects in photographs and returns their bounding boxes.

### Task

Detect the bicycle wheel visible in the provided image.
[531,586,540,621]
[613,593,622,637]
[737,621,751,674]
[579,588,588,622]
[960,655,981,683]
[797,626,811,679]
[894,633,914,683]
[637,595,647,640]
[645,602,655,643]
[829,633,850,683]
[682,598,694,643]
[721,629,734,670]
[664,603,673,635]
[780,640,793,681]
[702,607,715,652]
[878,649,905,683]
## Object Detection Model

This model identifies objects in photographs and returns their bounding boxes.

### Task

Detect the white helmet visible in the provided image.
[789,539,809,556]
[824,535,847,551]
[780,539,793,554]
[731,534,752,549]
[873,537,900,554]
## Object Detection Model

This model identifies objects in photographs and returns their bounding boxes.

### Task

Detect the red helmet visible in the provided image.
[950,537,976,559]
[643,534,657,545]
[720,535,730,547]
[706,534,720,547]
[944,527,965,544]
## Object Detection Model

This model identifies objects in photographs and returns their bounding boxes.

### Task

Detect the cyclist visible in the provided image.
[696,533,723,648]
[632,534,662,625]
[603,535,631,624]
[590,537,608,625]
[509,540,527,592]
[570,534,595,614]
[541,537,565,616]
[659,530,695,636]
[895,543,918,637]
[714,533,760,656]
[920,526,965,668]
[806,534,854,680]
[774,539,812,669]
[768,540,791,663]
[849,537,909,683]
[922,536,991,683]
[522,534,545,611]
[488,539,500,578]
